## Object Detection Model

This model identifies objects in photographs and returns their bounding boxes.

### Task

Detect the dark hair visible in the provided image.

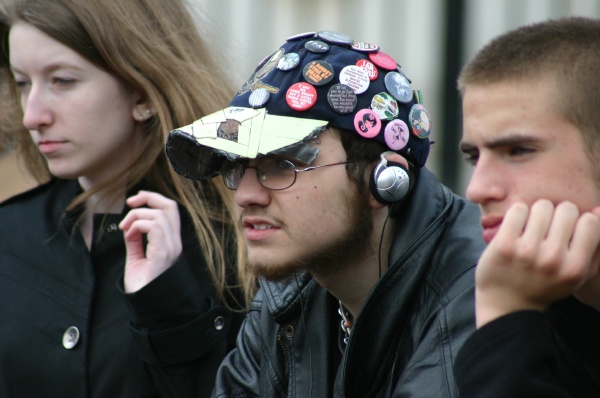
[329,128,387,193]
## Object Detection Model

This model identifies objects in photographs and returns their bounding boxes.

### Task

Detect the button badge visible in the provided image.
[356,59,378,81]
[286,82,318,111]
[368,51,398,71]
[63,326,80,350]
[354,109,381,138]
[384,119,410,150]
[409,104,432,139]
[371,92,399,120]
[316,31,354,46]
[303,60,334,86]
[277,52,301,71]
[385,72,412,103]
[248,88,271,108]
[304,40,329,53]
[339,65,370,94]
[351,42,380,53]
[327,83,357,114]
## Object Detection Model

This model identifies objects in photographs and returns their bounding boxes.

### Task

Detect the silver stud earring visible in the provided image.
[138,109,151,121]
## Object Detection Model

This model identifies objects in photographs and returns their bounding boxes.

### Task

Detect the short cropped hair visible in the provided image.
[458,17,600,162]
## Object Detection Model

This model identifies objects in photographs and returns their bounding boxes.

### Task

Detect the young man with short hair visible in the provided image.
[456,16,600,397]
[167,31,485,397]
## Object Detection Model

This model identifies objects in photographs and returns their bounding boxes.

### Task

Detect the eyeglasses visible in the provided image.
[220,157,361,191]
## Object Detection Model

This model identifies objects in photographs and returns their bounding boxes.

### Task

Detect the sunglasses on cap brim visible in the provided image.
[166,129,231,180]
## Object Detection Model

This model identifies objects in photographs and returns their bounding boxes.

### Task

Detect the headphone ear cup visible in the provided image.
[369,160,411,204]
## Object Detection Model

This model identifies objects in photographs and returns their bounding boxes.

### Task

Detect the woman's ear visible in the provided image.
[132,94,154,122]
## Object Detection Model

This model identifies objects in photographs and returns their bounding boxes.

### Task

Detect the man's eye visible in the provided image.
[464,156,478,166]
[462,151,479,166]
[273,158,296,170]
[509,146,534,157]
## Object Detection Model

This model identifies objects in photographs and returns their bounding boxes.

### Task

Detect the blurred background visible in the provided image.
[194,0,600,196]
[2,0,600,201]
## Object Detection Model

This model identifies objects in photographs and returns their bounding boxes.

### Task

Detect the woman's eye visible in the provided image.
[52,77,75,85]
[15,80,29,89]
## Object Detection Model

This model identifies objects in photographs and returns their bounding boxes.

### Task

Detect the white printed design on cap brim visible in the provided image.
[173,107,328,158]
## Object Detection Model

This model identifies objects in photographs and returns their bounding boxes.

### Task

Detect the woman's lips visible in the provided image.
[38,140,67,155]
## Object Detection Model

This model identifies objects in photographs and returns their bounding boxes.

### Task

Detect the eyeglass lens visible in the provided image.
[221,158,297,190]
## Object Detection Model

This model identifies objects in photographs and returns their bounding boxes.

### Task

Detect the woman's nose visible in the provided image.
[21,86,53,131]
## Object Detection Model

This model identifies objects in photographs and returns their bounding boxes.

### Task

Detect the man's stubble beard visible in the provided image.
[248,185,374,281]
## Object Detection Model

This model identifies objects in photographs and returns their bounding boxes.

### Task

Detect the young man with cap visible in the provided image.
[455,17,600,397]
[166,31,485,397]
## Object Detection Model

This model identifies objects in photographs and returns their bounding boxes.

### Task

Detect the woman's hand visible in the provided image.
[119,190,182,293]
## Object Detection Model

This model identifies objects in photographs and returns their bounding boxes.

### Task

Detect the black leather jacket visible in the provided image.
[213,168,485,397]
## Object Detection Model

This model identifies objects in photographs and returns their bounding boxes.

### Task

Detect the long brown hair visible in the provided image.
[0,0,255,309]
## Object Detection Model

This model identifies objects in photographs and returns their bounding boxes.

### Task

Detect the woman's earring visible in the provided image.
[138,109,152,121]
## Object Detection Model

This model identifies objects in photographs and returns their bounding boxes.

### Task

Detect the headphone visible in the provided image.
[369,152,412,205]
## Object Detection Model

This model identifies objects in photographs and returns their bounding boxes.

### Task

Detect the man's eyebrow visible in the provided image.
[459,141,476,153]
[460,134,543,152]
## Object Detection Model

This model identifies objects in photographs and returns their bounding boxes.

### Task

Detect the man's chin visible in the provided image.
[249,261,304,282]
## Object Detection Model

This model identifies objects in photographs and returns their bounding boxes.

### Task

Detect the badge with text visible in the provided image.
[286,82,318,111]
[327,83,357,114]
[303,60,334,86]
[339,65,370,94]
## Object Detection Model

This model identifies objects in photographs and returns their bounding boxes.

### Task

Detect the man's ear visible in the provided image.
[368,193,388,209]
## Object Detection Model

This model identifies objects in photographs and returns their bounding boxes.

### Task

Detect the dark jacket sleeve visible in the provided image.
[390,273,476,398]
[212,289,265,398]
[455,310,571,398]
[121,257,238,398]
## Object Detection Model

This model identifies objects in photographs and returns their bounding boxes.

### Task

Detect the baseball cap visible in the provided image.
[166,30,432,180]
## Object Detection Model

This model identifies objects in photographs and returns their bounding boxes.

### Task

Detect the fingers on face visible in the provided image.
[568,211,600,281]
[529,202,580,283]
[522,199,556,242]
[514,200,600,286]
[491,202,529,259]
[495,200,593,271]
[545,201,579,247]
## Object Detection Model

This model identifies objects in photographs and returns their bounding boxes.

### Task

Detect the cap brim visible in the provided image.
[166,106,328,179]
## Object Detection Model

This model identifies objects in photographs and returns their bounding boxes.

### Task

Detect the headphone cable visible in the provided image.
[294,273,313,396]
[378,205,393,278]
